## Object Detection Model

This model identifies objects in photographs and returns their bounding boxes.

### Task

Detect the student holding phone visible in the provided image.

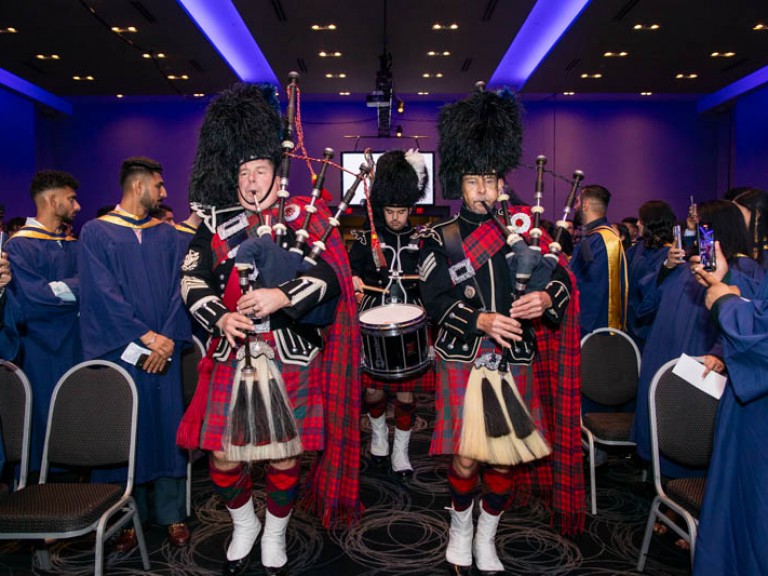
[631,201,762,478]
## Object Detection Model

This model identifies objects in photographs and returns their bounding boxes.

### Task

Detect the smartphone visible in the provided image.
[672,225,683,251]
[689,196,698,225]
[697,222,716,272]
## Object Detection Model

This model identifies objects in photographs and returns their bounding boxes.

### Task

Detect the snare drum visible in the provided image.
[359,303,431,380]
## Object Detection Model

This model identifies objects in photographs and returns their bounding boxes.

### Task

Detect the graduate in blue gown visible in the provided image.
[692,242,768,576]
[630,200,764,478]
[79,157,191,548]
[625,201,676,351]
[570,184,628,340]
[4,171,83,472]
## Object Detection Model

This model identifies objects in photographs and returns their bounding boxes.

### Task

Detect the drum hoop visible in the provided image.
[359,304,426,332]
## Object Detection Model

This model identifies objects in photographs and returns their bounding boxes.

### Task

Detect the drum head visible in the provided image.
[359,303,424,328]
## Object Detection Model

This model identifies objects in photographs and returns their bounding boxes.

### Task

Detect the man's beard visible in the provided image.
[573,208,583,228]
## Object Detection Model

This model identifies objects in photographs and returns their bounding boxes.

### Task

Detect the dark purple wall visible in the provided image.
[1,86,762,230]
[732,84,768,192]
[0,89,36,220]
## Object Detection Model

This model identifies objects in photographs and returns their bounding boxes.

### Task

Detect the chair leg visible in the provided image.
[186,452,193,518]
[637,496,661,572]
[133,509,151,571]
[33,546,52,570]
[687,519,698,567]
[587,436,597,515]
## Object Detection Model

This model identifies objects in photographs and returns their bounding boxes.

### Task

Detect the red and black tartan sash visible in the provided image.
[462,219,506,272]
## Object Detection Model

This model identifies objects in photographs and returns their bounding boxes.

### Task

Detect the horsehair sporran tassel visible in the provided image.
[250,365,271,446]
[481,377,511,438]
[228,362,252,447]
[459,367,492,463]
[266,363,299,443]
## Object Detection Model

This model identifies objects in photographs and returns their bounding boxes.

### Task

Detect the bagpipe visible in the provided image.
[480,157,585,364]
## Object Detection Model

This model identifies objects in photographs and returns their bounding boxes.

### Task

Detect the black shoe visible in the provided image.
[370,454,387,464]
[222,555,250,576]
[263,565,287,576]
[393,468,414,478]
[475,569,503,575]
[446,563,471,575]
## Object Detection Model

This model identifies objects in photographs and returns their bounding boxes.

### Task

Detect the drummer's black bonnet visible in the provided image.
[370,149,428,210]
[438,84,524,200]
[189,83,282,209]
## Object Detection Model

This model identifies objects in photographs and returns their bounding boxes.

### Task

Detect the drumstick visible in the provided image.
[401,274,420,281]
[359,284,389,294]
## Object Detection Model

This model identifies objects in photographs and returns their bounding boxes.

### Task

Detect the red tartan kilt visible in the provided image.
[362,362,436,393]
[429,341,543,458]
[199,354,325,454]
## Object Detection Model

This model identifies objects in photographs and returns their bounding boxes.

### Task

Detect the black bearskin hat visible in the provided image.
[370,149,428,208]
[438,83,523,200]
[189,83,282,209]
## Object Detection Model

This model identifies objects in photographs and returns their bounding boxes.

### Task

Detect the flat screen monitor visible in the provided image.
[339,151,435,206]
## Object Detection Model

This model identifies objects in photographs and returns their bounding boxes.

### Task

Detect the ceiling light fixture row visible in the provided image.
[142,52,166,59]
[603,51,628,57]
[35,54,61,60]
[710,51,735,58]
[427,51,451,57]
[72,75,94,81]
[318,51,342,57]
[0,27,17,33]
[580,73,602,79]
[676,73,698,79]
[167,74,189,80]
[111,26,137,33]
[311,24,336,31]
[432,23,459,30]
[422,73,443,78]
[633,23,660,30]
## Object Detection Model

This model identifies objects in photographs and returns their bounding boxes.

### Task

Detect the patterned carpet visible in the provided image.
[0,393,691,575]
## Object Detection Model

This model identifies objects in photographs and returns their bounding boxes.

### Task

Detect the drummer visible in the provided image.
[349,149,432,476]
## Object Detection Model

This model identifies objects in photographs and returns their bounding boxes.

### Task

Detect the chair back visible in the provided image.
[0,361,32,488]
[649,358,719,471]
[581,328,641,406]
[181,335,205,407]
[40,361,138,486]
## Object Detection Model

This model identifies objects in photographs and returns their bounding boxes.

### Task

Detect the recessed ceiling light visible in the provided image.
[324,73,346,79]
[580,73,602,79]
[633,23,660,30]
[753,23,766,30]
[73,75,95,81]
[142,52,166,59]
[311,24,337,31]
[422,73,444,78]
[0,27,18,33]
[427,51,451,57]
[417,91,430,95]
[563,91,576,95]
[111,26,138,33]
[339,91,350,96]
[193,93,205,97]
[710,51,735,58]
[675,73,698,79]
[603,51,628,57]
[318,51,342,58]
[167,74,189,80]
[432,23,459,30]
[640,92,653,96]
[35,54,61,60]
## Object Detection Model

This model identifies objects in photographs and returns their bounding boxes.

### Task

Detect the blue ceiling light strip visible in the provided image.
[176,0,278,85]
[0,67,72,115]
[489,0,591,91]
[697,64,768,113]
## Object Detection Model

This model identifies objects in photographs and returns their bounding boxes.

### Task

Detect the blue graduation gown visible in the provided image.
[625,243,668,351]
[571,217,628,338]
[5,230,82,471]
[630,257,764,477]
[79,217,190,484]
[694,279,768,576]
[0,290,20,361]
